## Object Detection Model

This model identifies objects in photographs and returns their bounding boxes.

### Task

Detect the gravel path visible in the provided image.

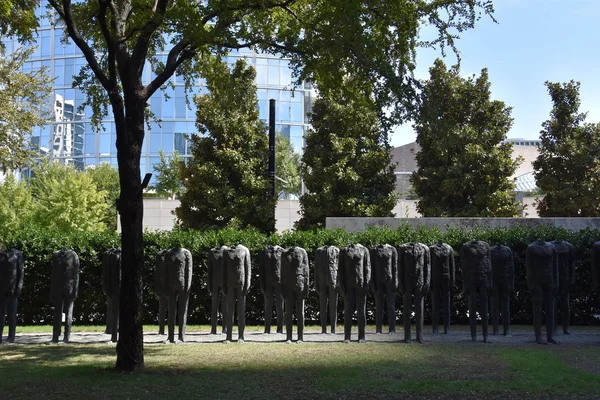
[5,327,600,345]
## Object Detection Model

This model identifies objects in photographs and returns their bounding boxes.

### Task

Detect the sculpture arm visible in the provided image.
[363,249,371,291]
[525,248,534,292]
[338,251,346,296]
[244,248,252,294]
[569,244,576,287]
[460,246,469,293]
[392,246,399,290]
[369,249,377,293]
[16,251,24,294]
[397,246,404,295]
[303,250,310,298]
[449,248,456,289]
[422,247,431,294]
[207,255,214,296]
[314,252,321,293]
[552,248,559,294]
[507,250,515,292]
[101,252,110,296]
[258,251,266,294]
[486,249,493,290]
[185,250,193,292]
[73,255,80,298]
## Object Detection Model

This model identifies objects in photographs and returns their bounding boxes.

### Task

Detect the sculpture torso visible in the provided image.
[209,246,228,289]
[315,246,339,289]
[526,240,557,287]
[341,244,369,289]
[225,245,249,290]
[372,244,396,286]
[490,245,512,285]
[51,249,80,299]
[282,247,308,294]
[399,243,429,293]
[461,240,492,290]
[430,243,453,286]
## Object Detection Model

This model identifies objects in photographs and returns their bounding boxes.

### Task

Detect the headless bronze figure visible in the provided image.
[50,249,80,343]
[461,240,492,343]
[208,246,228,335]
[370,244,398,334]
[223,245,251,343]
[102,248,121,343]
[398,243,430,343]
[315,246,340,334]
[0,249,24,344]
[259,245,284,334]
[551,240,575,335]
[339,244,371,343]
[281,247,309,343]
[430,242,455,334]
[490,244,514,336]
[526,240,559,345]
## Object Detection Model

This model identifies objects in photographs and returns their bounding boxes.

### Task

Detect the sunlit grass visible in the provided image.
[1,340,599,399]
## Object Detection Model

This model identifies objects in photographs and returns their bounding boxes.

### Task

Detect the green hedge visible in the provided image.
[2,224,599,326]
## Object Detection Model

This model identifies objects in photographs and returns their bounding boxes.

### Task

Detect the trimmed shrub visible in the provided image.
[1,224,599,326]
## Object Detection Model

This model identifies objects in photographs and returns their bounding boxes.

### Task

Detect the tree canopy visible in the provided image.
[44,0,495,370]
[533,81,600,217]
[411,59,520,217]
[151,149,185,200]
[276,132,301,199]
[296,88,398,229]
[0,46,53,170]
[177,58,275,232]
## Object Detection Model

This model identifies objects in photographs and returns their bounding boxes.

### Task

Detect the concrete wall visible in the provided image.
[118,198,302,232]
[326,217,600,233]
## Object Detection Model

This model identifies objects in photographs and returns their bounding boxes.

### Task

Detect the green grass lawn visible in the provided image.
[1,338,599,399]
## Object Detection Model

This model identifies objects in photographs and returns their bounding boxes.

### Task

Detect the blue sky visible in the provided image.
[391,0,600,147]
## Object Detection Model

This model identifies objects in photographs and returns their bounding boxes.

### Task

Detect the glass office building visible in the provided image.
[4,1,314,186]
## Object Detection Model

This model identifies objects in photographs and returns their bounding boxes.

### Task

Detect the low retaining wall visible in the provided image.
[325,217,600,232]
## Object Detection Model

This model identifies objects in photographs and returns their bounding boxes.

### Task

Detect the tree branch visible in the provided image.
[48,0,112,91]
[131,0,170,74]
[142,39,194,101]
[97,0,118,87]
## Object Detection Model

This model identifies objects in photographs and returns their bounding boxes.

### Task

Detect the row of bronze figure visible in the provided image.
[0,239,598,344]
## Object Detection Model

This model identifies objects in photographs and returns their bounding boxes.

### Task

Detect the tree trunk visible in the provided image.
[114,89,145,371]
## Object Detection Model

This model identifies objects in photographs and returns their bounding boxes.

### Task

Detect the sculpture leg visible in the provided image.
[319,287,328,334]
[238,295,246,342]
[264,289,273,334]
[357,291,367,343]
[225,293,235,342]
[6,297,17,343]
[480,287,489,343]
[158,296,167,335]
[275,288,284,334]
[415,293,424,343]
[0,294,7,343]
[297,296,305,342]
[560,292,571,334]
[178,292,189,342]
[490,287,499,335]
[343,290,355,342]
[110,295,119,343]
[386,286,396,334]
[501,287,511,336]
[330,290,338,335]
[531,290,545,344]
[210,291,220,335]
[403,293,412,342]
[105,298,112,335]
[63,299,74,343]
[544,287,558,344]
[167,295,177,343]
[431,285,440,334]
[468,292,477,342]
[52,298,63,343]
[285,292,294,342]
[442,282,451,334]
[374,289,384,334]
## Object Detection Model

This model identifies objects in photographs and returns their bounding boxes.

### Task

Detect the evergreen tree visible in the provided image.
[411,59,520,217]
[534,81,600,216]
[296,89,398,229]
[151,149,185,200]
[176,59,275,232]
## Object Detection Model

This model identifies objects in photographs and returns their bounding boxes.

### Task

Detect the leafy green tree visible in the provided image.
[0,0,38,45]
[151,149,185,200]
[30,161,108,233]
[177,59,275,232]
[0,174,34,231]
[0,46,53,169]
[87,162,120,231]
[533,81,600,216]
[276,133,301,198]
[45,0,493,369]
[411,59,520,217]
[296,89,398,229]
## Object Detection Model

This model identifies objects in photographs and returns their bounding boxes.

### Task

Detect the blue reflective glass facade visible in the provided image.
[6,2,313,183]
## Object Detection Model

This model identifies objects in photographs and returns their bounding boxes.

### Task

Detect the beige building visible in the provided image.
[392,138,541,198]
